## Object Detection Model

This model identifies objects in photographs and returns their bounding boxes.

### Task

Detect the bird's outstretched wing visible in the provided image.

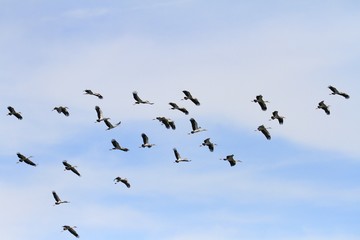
[95,106,102,120]
[141,133,149,144]
[111,139,120,149]
[132,91,143,102]
[52,191,61,202]
[190,118,198,131]
[121,179,131,188]
[71,168,81,177]
[173,148,180,160]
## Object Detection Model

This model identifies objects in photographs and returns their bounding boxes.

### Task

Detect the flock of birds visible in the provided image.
[9,85,350,238]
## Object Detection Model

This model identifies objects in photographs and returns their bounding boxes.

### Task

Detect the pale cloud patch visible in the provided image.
[63,8,110,19]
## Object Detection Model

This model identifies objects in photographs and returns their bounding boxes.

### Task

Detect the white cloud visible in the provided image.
[63,8,110,19]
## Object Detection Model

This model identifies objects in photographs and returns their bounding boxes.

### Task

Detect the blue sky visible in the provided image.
[1,0,360,239]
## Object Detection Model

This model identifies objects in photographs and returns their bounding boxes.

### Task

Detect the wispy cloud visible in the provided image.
[63,8,110,19]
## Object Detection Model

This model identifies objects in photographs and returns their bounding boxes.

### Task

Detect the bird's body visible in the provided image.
[200,138,216,152]
[173,148,191,163]
[103,118,121,130]
[110,139,129,151]
[62,161,81,177]
[16,152,36,166]
[133,91,154,105]
[140,133,155,148]
[256,125,271,140]
[182,90,200,105]
[53,106,69,116]
[62,225,79,238]
[317,100,330,115]
[52,191,69,206]
[270,111,285,124]
[114,177,131,188]
[328,85,350,99]
[222,154,241,167]
[84,89,103,99]
[154,117,176,130]
[189,118,206,134]
[169,102,189,115]
[7,106,22,120]
[252,95,268,111]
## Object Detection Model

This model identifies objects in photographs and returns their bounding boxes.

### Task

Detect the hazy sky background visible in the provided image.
[1,0,360,239]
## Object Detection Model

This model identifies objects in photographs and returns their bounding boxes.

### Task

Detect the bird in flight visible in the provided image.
[221,154,241,167]
[139,133,155,148]
[114,177,131,188]
[7,106,22,120]
[255,125,271,140]
[252,95,269,111]
[62,225,79,238]
[189,118,206,134]
[52,191,69,206]
[103,118,121,130]
[182,90,200,106]
[84,89,103,99]
[53,106,69,116]
[16,152,37,166]
[169,102,189,115]
[173,148,191,163]
[269,111,285,125]
[133,91,154,105]
[200,138,216,152]
[110,139,129,152]
[62,161,81,177]
[154,117,176,130]
[317,100,330,115]
[94,105,107,122]
[328,85,350,99]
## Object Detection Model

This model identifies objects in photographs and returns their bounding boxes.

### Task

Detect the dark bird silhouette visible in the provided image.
[62,225,79,238]
[53,106,69,116]
[317,100,330,115]
[114,177,131,188]
[200,138,216,152]
[52,191,69,206]
[94,106,106,122]
[154,117,176,130]
[7,106,22,120]
[132,91,154,105]
[169,102,189,115]
[252,95,269,111]
[110,139,129,151]
[62,161,81,177]
[221,154,241,167]
[16,152,36,166]
[182,90,200,105]
[140,133,155,148]
[173,148,191,163]
[256,125,271,140]
[328,85,350,99]
[103,118,121,130]
[168,119,176,130]
[189,118,206,134]
[270,111,285,124]
[84,89,103,99]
